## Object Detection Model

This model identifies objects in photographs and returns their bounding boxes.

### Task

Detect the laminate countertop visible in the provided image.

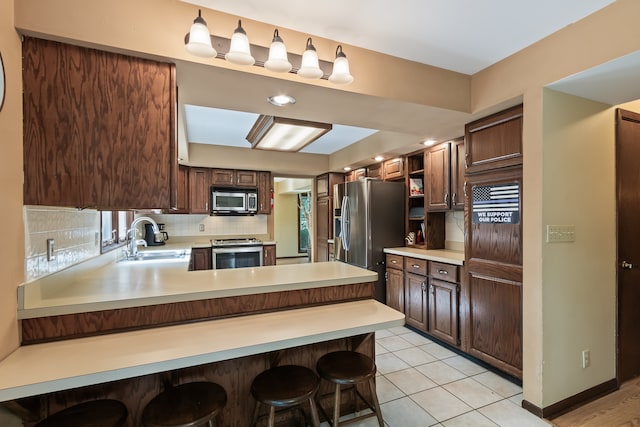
[18,254,377,319]
[0,299,404,402]
[383,247,465,265]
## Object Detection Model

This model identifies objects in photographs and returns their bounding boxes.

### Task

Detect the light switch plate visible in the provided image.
[546,225,575,243]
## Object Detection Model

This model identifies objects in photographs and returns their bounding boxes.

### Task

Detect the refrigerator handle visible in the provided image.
[341,195,350,251]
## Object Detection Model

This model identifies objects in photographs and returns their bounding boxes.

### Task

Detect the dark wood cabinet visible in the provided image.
[171,165,190,213]
[383,158,404,180]
[451,138,466,210]
[425,142,451,211]
[315,173,344,262]
[189,168,211,214]
[465,104,523,175]
[257,171,272,214]
[263,244,276,266]
[385,254,404,314]
[210,169,258,187]
[345,168,366,182]
[428,261,460,346]
[405,272,428,331]
[366,163,383,180]
[189,247,212,271]
[23,37,177,209]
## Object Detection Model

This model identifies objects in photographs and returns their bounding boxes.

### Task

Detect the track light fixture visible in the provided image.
[183,9,354,85]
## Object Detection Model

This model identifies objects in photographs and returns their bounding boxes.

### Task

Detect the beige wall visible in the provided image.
[541,89,616,405]
[274,183,304,258]
[0,0,23,360]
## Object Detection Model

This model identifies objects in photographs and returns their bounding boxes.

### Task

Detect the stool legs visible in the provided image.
[367,378,384,427]
[308,396,321,427]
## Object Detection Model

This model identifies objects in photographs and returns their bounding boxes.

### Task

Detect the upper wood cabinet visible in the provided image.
[23,37,177,209]
[366,163,383,180]
[211,169,257,187]
[465,104,523,175]
[345,168,366,182]
[425,137,465,212]
[257,171,272,214]
[383,158,404,180]
[316,173,344,200]
[189,168,211,214]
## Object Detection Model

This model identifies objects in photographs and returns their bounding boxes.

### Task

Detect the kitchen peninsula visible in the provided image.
[3,253,404,426]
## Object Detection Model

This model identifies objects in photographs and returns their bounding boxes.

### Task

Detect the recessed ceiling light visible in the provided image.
[267,94,296,107]
[423,139,436,146]
[343,166,352,171]
[374,155,384,162]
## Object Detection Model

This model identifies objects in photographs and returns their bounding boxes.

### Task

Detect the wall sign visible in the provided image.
[472,183,520,224]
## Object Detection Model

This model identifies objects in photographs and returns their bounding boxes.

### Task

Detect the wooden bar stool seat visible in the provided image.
[35,399,128,427]
[141,381,227,427]
[316,351,383,427]
[250,365,321,427]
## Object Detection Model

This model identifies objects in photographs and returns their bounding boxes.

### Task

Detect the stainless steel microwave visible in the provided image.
[211,187,258,215]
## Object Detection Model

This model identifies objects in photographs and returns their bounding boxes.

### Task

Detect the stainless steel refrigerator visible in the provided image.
[334,179,405,302]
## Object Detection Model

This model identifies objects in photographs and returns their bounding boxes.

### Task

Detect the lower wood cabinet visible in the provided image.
[429,278,459,346]
[385,266,404,314]
[189,247,212,271]
[405,272,428,331]
[263,244,276,266]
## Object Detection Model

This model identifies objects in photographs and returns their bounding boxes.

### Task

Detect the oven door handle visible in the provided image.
[212,246,263,253]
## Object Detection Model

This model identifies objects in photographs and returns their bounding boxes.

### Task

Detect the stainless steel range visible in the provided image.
[211,238,263,269]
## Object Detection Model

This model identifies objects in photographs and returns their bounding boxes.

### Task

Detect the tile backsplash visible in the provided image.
[147,214,268,237]
[24,206,100,282]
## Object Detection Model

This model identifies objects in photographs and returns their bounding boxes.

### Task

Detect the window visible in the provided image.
[298,193,311,253]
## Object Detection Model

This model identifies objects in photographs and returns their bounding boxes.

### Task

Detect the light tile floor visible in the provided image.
[325,326,554,427]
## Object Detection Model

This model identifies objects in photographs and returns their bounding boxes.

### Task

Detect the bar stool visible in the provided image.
[316,351,384,427]
[141,381,227,427]
[35,399,128,427]
[250,365,321,427]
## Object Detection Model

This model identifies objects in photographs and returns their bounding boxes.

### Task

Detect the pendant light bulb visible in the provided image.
[225,20,255,66]
[329,45,354,84]
[297,38,323,79]
[264,29,292,73]
[185,9,217,58]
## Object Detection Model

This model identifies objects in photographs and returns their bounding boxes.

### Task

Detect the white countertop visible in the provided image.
[0,300,405,402]
[384,247,465,265]
[18,258,377,319]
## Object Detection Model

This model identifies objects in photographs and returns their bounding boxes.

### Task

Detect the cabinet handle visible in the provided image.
[421,281,426,291]
[465,153,469,169]
[205,202,208,211]
[391,259,397,264]
[464,181,468,198]
[412,264,420,269]
[438,269,448,275]
[452,193,456,205]
[430,284,434,294]
[444,193,449,205]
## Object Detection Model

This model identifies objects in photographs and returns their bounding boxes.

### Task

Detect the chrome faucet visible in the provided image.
[125,216,160,258]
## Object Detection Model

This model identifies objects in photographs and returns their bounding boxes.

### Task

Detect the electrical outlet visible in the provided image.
[199,224,205,232]
[546,225,576,243]
[582,349,591,368]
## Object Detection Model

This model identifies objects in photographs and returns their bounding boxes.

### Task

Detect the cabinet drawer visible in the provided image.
[429,261,458,282]
[405,257,427,276]
[386,254,403,270]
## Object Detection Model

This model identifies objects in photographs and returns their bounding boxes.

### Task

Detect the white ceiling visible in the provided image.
[177,0,640,160]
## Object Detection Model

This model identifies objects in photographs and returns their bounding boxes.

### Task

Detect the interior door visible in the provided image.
[616,108,640,383]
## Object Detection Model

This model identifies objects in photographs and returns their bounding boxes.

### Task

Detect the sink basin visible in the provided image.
[119,249,189,263]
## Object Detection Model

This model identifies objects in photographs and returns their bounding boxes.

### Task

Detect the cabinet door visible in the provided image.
[23,37,176,209]
[257,171,272,214]
[211,169,235,186]
[190,247,212,271]
[451,138,466,210]
[235,170,257,187]
[405,272,428,331]
[367,163,383,180]
[383,158,404,180]
[171,165,190,213]
[465,105,523,175]
[263,244,276,266]
[428,278,459,346]
[386,267,405,314]
[315,197,330,262]
[425,142,451,211]
[189,168,210,214]
[316,174,330,198]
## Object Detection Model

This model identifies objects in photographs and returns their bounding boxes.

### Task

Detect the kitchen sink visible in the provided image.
[118,249,189,263]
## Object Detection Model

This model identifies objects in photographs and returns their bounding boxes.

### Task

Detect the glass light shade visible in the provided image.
[264,30,292,73]
[225,20,255,66]
[329,45,354,84]
[297,38,323,79]
[185,10,217,58]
